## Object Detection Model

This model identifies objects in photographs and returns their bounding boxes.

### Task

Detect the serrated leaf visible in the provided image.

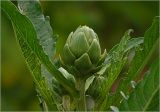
[1,0,77,100]
[119,60,159,111]
[113,17,159,108]
[105,37,144,64]
[17,2,60,99]
[112,17,159,107]
[1,1,59,110]
[93,31,144,110]
[93,29,133,110]
[18,0,56,58]
[108,17,159,110]
[127,17,159,82]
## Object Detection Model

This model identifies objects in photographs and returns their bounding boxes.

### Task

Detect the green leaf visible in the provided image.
[1,1,60,110]
[92,31,144,110]
[18,0,56,58]
[17,2,61,104]
[36,77,59,110]
[127,17,159,82]
[41,66,63,110]
[85,75,95,91]
[58,67,75,85]
[105,37,144,64]
[116,16,158,106]
[108,17,159,110]
[119,60,159,111]
[125,37,144,52]
[94,29,133,110]
[1,0,77,99]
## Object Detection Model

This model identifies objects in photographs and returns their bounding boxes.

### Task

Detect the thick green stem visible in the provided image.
[76,78,86,111]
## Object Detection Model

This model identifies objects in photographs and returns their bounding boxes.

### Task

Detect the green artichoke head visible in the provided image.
[60,26,107,77]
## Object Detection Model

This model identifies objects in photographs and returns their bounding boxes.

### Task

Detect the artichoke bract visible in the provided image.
[60,26,106,78]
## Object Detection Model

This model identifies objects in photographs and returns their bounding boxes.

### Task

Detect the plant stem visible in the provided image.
[41,101,48,111]
[76,78,86,111]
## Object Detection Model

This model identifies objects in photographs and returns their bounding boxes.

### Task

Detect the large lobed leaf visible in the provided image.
[88,17,158,111]
[1,1,77,106]
[126,17,159,83]
[17,0,56,85]
[119,59,159,111]
[112,17,159,111]
[1,1,58,110]
[17,1,64,109]
[18,0,56,59]
[120,16,158,101]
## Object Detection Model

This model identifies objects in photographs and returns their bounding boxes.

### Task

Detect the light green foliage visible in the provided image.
[1,0,159,111]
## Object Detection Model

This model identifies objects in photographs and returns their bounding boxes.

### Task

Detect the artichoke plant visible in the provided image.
[60,26,106,78]
[3,0,159,111]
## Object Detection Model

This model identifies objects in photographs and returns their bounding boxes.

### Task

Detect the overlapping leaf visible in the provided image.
[119,16,159,111]
[126,17,159,88]
[116,17,159,107]
[1,1,77,109]
[87,29,144,110]
[17,1,64,109]
[2,1,58,110]
[119,59,159,111]
[18,0,55,59]
[109,17,159,110]
[2,1,159,111]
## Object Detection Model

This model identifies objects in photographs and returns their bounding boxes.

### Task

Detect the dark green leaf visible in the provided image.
[119,60,159,111]
[91,31,144,110]
[94,29,133,110]
[17,2,61,101]
[110,17,159,110]
[127,17,159,82]
[1,1,77,99]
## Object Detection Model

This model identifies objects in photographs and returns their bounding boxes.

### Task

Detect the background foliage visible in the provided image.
[1,1,159,111]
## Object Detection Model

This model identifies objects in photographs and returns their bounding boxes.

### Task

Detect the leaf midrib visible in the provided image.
[143,86,159,111]
[128,38,159,83]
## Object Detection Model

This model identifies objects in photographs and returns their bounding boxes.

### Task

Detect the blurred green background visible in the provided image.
[1,1,159,111]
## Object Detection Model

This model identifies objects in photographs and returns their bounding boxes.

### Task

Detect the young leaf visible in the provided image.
[1,1,77,97]
[119,59,159,111]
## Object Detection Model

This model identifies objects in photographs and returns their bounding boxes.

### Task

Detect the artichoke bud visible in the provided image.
[60,26,106,77]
